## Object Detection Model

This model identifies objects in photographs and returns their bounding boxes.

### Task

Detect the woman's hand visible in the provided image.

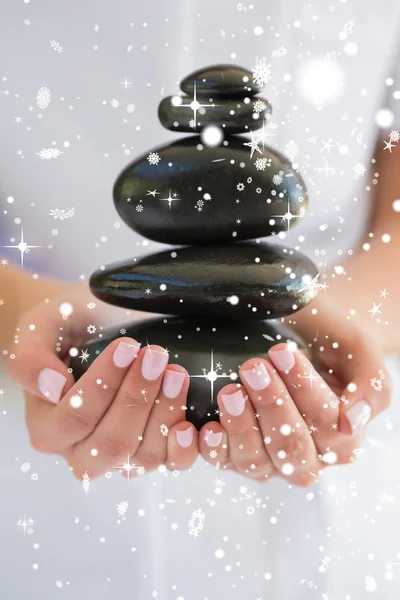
[198,300,393,486]
[7,282,198,479]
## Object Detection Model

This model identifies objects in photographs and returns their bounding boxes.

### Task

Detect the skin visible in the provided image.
[1,139,398,484]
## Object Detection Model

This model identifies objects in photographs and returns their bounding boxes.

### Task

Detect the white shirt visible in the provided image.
[1,1,400,598]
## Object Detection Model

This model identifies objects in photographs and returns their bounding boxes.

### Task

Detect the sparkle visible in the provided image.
[368,302,382,318]
[189,350,235,406]
[300,369,322,389]
[380,288,389,298]
[271,197,305,232]
[178,82,217,125]
[121,77,132,89]
[79,349,90,363]
[1,226,42,267]
[146,189,160,197]
[160,189,180,210]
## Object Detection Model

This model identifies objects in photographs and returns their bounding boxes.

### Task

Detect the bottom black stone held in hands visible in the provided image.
[70,316,308,430]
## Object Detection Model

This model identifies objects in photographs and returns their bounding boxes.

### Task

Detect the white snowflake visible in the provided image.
[116,501,129,517]
[389,130,400,142]
[136,204,144,212]
[36,87,51,109]
[31,473,39,481]
[195,199,204,212]
[147,152,161,165]
[370,377,383,392]
[306,492,314,501]
[87,302,96,309]
[49,207,75,220]
[237,182,245,191]
[284,140,299,162]
[87,325,96,334]
[189,118,196,129]
[252,57,272,85]
[246,505,255,515]
[104,471,112,479]
[126,103,135,113]
[253,99,267,114]
[52,229,59,236]
[20,462,31,473]
[272,46,287,58]
[114,221,121,229]
[82,471,90,495]
[256,187,262,194]
[50,40,63,53]
[272,173,283,185]
[37,148,63,160]
[209,450,218,459]
[160,424,169,437]
[264,436,272,444]
[353,162,367,179]
[255,157,268,171]
[120,328,127,335]
[136,466,146,476]
[188,508,205,537]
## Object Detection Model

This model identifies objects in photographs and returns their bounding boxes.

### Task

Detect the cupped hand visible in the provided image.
[7,282,198,479]
[198,304,393,486]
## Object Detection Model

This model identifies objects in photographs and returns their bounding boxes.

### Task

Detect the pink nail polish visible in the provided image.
[38,368,67,404]
[204,430,223,447]
[162,370,185,399]
[176,427,193,448]
[269,347,295,372]
[221,389,245,416]
[113,341,140,368]
[241,362,271,390]
[141,348,169,380]
[345,400,372,435]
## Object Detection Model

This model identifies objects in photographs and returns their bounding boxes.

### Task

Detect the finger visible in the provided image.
[198,421,229,468]
[41,337,141,452]
[133,365,190,473]
[7,304,75,403]
[166,422,198,472]
[240,356,319,486]
[217,383,274,481]
[335,332,392,435]
[68,344,169,477]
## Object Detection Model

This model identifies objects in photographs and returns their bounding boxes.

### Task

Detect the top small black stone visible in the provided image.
[180,64,264,98]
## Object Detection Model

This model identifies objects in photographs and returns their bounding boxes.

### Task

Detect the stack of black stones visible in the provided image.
[71,65,319,429]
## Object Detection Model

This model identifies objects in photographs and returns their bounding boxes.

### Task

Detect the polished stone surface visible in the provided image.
[114,135,308,245]
[90,243,318,320]
[158,95,272,133]
[69,316,310,429]
[180,64,264,97]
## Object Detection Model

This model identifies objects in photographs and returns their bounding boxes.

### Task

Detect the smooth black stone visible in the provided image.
[158,95,272,134]
[113,136,308,245]
[90,243,318,320]
[69,316,311,430]
[180,64,264,97]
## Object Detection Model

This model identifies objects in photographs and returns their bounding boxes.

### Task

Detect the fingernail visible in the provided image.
[241,362,271,390]
[162,369,186,399]
[141,348,169,380]
[113,341,141,368]
[176,427,193,448]
[204,429,223,447]
[221,389,245,416]
[269,347,295,372]
[344,400,372,435]
[38,368,67,404]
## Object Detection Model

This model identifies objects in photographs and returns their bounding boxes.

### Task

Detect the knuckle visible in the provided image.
[119,388,151,408]
[56,408,93,439]
[135,446,166,467]
[273,431,314,465]
[95,433,133,462]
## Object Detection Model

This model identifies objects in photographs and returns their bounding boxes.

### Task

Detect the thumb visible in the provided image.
[7,298,76,404]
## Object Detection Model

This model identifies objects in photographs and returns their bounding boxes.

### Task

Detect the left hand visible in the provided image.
[198,304,393,487]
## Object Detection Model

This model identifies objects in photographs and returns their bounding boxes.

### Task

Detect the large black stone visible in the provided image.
[158,95,272,134]
[69,316,310,430]
[90,243,318,320]
[180,64,263,97]
[113,136,308,245]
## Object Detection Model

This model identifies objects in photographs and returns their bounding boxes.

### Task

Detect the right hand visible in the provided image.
[7,282,198,479]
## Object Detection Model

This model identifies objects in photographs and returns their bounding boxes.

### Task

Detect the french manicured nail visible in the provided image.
[241,362,271,390]
[38,368,67,404]
[269,347,295,372]
[162,369,186,398]
[141,348,169,380]
[113,341,141,368]
[204,429,223,447]
[344,400,372,435]
[176,427,193,448]
[221,389,245,416]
